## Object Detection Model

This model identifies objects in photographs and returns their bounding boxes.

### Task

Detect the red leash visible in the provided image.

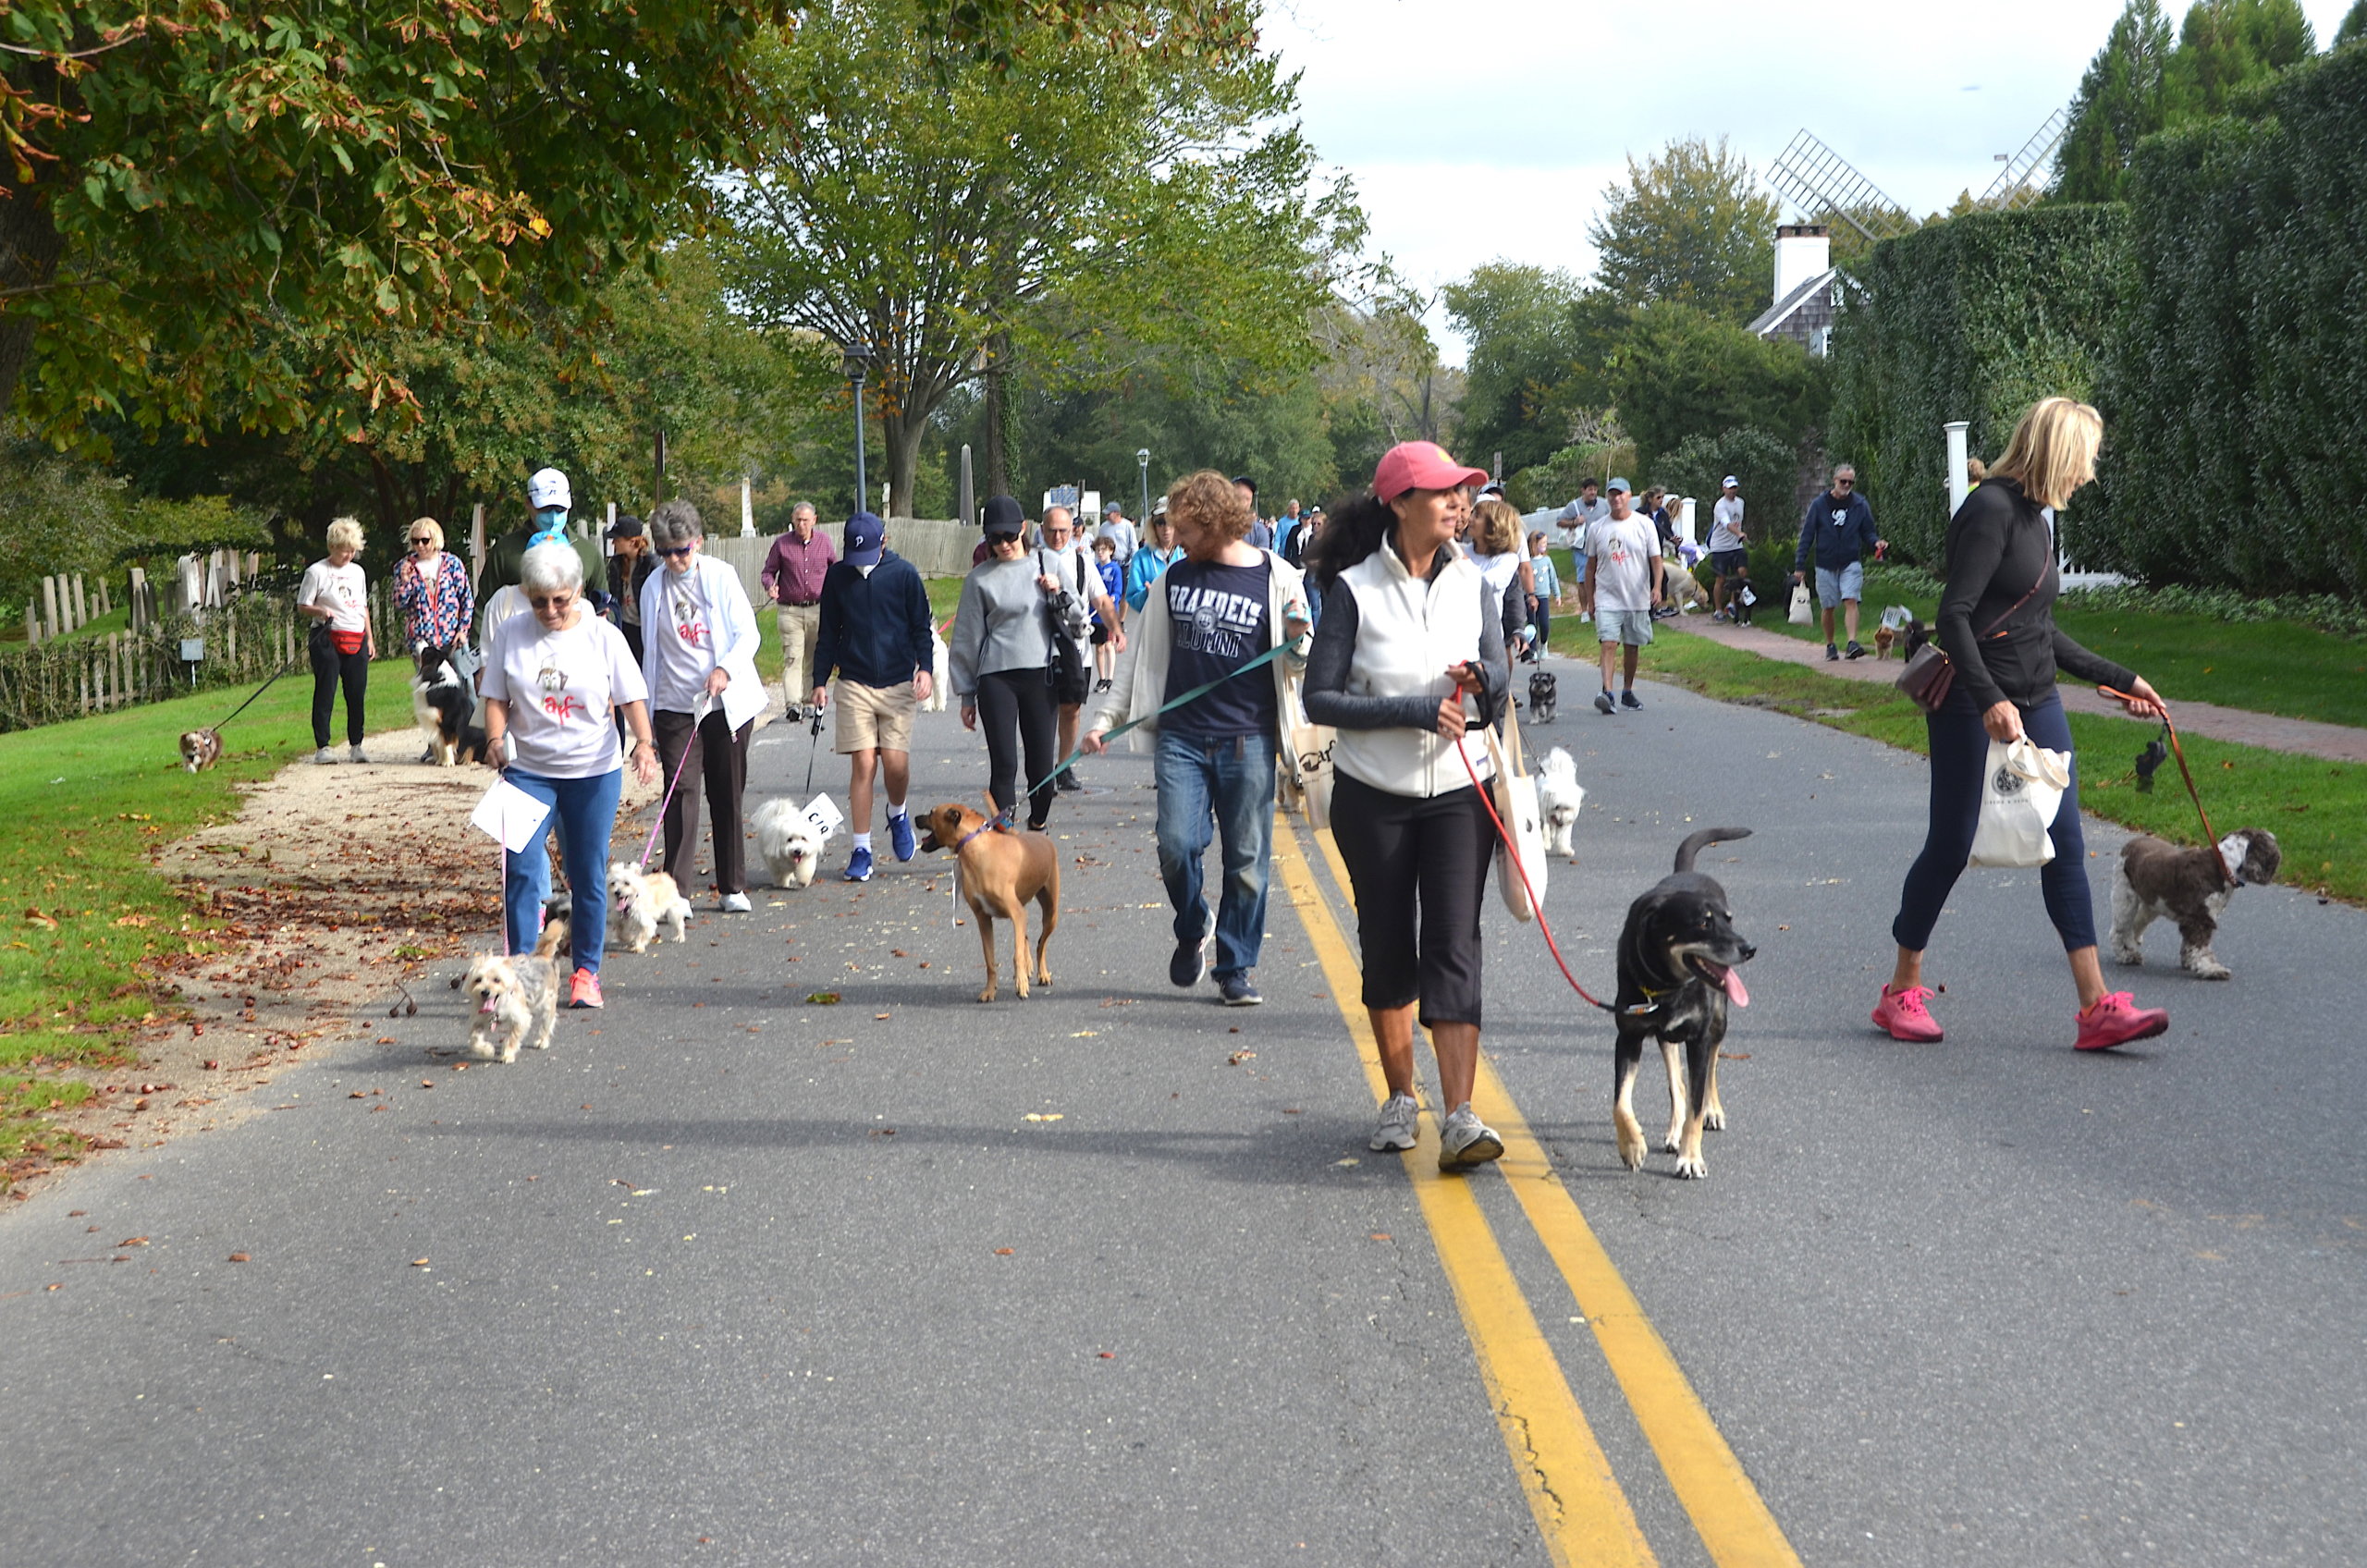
[1453,734,1619,1014]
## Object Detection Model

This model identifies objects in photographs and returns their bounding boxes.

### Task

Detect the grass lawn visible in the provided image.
[1732,565,2367,730]
[1549,623,2366,907]
[0,656,422,1167]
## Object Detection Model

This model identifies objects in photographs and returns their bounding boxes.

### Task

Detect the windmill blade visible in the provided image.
[1980,105,2070,211]
[1768,130,1914,247]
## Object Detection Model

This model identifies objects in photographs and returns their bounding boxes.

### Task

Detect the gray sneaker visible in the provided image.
[348,743,369,765]
[1438,1104,1504,1170]
[313,746,337,766]
[1368,1093,1419,1153]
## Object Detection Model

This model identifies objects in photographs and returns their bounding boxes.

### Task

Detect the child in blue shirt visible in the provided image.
[1092,534,1124,692]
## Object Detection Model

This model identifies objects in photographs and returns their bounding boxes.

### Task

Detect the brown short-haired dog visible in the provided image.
[918,800,1060,1002]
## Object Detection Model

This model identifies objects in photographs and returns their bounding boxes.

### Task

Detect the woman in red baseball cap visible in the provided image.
[1301,443,1511,1171]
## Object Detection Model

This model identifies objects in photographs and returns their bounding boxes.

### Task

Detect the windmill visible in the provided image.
[1978,105,2070,211]
[1766,130,1914,247]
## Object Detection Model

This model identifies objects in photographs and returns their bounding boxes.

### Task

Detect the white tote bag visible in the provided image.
[1482,706,1550,923]
[1968,736,2072,868]
[1787,582,1813,624]
[1284,679,1336,832]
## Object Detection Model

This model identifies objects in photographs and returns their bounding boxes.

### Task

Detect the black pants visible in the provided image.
[654,707,753,894]
[975,668,1058,828]
[1892,689,2094,952]
[310,642,368,748]
[1328,771,1496,1028]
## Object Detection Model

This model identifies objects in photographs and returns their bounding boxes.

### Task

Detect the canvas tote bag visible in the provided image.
[1283,677,1336,831]
[1482,705,1549,922]
[1967,736,2071,867]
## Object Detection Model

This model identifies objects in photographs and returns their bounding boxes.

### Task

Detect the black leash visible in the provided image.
[203,651,304,734]
[803,704,824,793]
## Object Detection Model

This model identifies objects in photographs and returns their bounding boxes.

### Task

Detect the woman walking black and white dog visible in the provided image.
[1304,441,1512,1170]
[1873,397,2173,1052]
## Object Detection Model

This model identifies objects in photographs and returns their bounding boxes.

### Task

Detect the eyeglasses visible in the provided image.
[528,593,577,608]
[657,544,695,557]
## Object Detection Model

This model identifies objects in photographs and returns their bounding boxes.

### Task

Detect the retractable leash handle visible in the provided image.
[2099,686,2231,886]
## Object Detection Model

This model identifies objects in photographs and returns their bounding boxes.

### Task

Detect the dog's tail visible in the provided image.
[1674,827,1752,873]
[533,916,570,960]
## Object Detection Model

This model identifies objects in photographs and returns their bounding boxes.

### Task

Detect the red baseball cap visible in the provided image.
[1372,441,1490,501]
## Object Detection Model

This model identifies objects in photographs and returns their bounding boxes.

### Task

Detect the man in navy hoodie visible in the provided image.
[810,513,935,880]
[1792,464,1886,659]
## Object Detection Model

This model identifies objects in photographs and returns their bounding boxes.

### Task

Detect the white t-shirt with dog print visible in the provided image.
[482,611,648,779]
[300,559,368,633]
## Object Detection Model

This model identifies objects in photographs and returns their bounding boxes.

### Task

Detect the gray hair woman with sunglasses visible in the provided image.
[480,543,660,1011]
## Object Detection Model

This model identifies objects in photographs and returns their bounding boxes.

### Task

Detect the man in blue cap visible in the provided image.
[810,512,935,881]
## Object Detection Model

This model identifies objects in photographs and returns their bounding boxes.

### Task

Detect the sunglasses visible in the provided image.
[657,544,695,557]
[1834,479,1856,488]
[528,593,577,608]
[410,536,435,545]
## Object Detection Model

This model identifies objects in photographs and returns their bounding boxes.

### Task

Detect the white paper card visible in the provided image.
[803,792,844,838]
[471,778,550,854]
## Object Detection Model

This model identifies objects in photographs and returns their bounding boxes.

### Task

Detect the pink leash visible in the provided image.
[636,696,713,871]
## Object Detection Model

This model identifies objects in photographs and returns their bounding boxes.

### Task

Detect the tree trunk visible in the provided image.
[881,408,924,520]
[980,331,1014,501]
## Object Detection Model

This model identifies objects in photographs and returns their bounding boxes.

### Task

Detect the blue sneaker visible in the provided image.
[842,846,874,882]
[888,811,915,863]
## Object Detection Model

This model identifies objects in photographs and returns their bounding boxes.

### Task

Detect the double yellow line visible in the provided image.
[1273,816,1800,1568]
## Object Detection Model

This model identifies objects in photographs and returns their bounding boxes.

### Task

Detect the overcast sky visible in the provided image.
[1263,0,2357,361]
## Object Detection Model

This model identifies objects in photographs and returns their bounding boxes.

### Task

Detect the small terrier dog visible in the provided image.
[178,729,224,773]
[753,797,828,888]
[1527,669,1559,723]
[2109,828,2280,981]
[461,920,569,1063]
[606,862,693,953]
[1537,746,1585,860]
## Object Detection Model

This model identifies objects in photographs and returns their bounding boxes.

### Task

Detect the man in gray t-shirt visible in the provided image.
[1557,479,1611,619]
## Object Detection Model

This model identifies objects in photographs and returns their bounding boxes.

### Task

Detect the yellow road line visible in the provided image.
[1272,818,1652,1568]
[1286,814,1802,1568]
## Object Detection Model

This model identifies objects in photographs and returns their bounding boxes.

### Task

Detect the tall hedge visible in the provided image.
[1827,204,2133,568]
[2092,43,2367,596]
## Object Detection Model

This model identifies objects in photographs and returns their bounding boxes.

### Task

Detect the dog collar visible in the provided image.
[953,811,1012,852]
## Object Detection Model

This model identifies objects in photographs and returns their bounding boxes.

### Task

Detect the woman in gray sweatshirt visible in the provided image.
[949,496,1061,828]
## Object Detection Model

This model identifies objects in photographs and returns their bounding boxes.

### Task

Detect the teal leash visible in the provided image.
[1020,640,1293,802]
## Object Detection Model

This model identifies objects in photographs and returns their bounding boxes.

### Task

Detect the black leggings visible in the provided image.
[310,643,368,748]
[975,668,1058,828]
[1892,689,2094,953]
[1328,771,1496,1029]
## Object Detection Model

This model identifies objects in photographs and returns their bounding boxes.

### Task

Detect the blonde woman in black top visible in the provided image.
[1873,398,2172,1053]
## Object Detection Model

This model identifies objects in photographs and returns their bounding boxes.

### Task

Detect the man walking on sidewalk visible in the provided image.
[1708,476,1748,620]
[1558,478,1609,620]
[1584,479,1662,714]
[810,513,934,883]
[761,501,834,717]
[1793,465,1885,659]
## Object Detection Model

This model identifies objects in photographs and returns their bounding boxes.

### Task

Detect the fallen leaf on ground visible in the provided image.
[1022,1112,1064,1122]
[993,1247,1014,1256]
[805,992,841,1004]
[116,1236,148,1247]
[227,1253,250,1263]
[411,1258,430,1267]
[1369,1233,1392,1242]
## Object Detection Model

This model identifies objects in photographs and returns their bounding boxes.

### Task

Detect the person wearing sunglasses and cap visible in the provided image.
[1301,440,1512,1172]
[1792,463,1884,660]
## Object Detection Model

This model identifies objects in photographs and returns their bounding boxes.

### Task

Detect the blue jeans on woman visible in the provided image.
[502,768,622,974]
[1154,729,1275,981]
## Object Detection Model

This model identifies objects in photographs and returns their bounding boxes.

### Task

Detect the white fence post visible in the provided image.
[1944,421,1970,521]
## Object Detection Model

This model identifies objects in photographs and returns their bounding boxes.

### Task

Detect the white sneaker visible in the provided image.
[1438,1104,1504,1171]
[719,891,753,913]
[348,744,369,765]
[1368,1093,1418,1152]
[313,747,337,765]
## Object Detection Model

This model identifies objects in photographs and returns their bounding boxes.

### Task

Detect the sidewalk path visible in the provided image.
[1666,612,2367,763]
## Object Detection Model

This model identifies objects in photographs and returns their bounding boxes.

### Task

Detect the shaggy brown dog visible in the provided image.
[2109,828,2280,981]
[179,729,224,772]
[918,800,1059,1002]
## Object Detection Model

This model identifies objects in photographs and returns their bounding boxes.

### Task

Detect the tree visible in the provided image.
[2340,0,2367,47]
[2057,1,2178,202]
[2165,0,2315,112]
[1613,305,1829,478]
[1,3,786,442]
[1441,265,1622,477]
[1588,138,1780,325]
[715,0,1355,516]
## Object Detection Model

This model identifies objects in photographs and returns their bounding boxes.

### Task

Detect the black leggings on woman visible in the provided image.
[1892,688,2094,952]
[310,643,368,748]
[974,668,1059,829]
[1328,770,1497,1029]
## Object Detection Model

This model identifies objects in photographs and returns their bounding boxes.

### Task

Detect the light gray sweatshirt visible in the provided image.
[948,557,1053,698]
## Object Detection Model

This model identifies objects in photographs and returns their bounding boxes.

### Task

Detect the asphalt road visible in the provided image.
[3,655,2360,1567]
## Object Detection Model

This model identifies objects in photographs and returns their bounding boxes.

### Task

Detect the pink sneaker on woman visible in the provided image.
[1872,984,1944,1042]
[568,968,604,1010]
[2074,991,2166,1051]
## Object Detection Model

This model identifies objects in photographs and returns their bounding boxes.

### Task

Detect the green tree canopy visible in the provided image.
[1588,138,1779,325]
[2166,0,2315,110]
[2339,0,2367,46]
[2057,1,2179,202]
[1441,265,1623,477]
[1613,305,1829,479]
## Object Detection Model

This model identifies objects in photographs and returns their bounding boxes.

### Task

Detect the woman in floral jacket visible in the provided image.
[393,516,475,653]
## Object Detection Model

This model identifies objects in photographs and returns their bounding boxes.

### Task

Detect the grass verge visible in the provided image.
[1565,627,2365,907]
[0,658,418,1169]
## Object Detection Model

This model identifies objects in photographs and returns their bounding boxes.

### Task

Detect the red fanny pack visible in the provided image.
[331,630,366,655]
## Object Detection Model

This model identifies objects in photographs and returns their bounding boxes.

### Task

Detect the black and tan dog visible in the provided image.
[918,800,1060,1002]
[1613,827,1756,1180]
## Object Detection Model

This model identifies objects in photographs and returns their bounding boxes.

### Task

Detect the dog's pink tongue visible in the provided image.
[1723,968,1749,1008]
[478,995,497,1014]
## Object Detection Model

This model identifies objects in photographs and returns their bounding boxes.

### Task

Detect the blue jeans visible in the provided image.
[503,768,622,974]
[1154,730,1275,980]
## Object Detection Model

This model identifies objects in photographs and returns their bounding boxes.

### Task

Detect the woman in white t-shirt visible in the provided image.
[299,515,376,765]
[481,543,660,1011]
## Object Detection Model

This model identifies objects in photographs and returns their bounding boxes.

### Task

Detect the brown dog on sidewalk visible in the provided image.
[918,800,1060,1002]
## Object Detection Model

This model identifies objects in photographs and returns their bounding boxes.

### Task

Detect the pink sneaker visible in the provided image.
[2075,991,2166,1051]
[1872,984,1944,1042]
[568,968,604,1010]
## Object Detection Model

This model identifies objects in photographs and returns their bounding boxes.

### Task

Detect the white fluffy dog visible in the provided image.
[607,861,692,953]
[753,797,828,888]
[1538,746,1586,860]
[922,629,950,713]
[461,922,567,1063]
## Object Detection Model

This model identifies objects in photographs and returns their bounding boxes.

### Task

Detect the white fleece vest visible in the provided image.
[1333,544,1493,798]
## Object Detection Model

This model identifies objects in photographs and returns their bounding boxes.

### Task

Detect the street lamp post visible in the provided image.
[841,341,873,513]
[1136,447,1150,525]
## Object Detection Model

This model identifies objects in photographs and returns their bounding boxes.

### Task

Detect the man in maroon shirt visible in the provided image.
[760,501,835,719]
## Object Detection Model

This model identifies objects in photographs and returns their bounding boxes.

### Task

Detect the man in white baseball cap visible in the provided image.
[1707,474,1748,621]
[484,465,607,602]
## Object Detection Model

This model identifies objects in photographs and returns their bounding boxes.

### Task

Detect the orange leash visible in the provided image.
[2100,687,2230,886]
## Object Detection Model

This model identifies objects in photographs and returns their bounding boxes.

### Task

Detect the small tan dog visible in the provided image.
[918,800,1059,1002]
[461,921,569,1063]
[178,729,224,772]
[607,862,692,953]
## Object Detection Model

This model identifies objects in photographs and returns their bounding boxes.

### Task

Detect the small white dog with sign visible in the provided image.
[754,794,840,888]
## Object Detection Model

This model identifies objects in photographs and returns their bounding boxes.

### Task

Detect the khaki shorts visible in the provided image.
[831,679,916,754]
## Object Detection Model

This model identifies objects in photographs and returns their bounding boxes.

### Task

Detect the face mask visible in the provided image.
[532,508,568,540]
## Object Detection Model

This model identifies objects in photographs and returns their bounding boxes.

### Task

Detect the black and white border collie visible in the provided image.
[411,645,486,766]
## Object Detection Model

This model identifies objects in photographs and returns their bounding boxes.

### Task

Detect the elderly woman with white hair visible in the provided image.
[300,515,376,765]
[479,543,660,1011]
[639,498,767,913]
